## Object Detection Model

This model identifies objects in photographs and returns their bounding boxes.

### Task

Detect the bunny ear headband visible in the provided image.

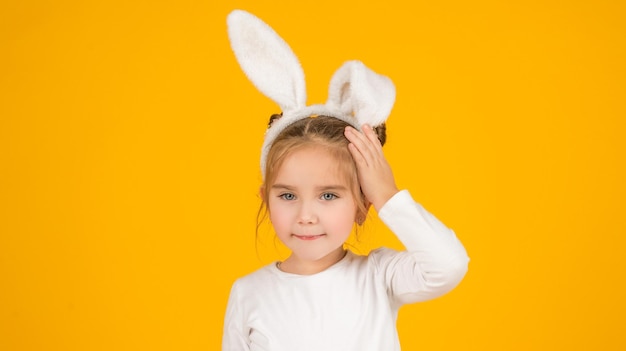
[226,9,396,177]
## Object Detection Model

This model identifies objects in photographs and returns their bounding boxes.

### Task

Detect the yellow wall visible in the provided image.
[1,0,624,349]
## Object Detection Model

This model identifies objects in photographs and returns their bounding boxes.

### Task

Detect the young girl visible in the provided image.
[223,10,469,351]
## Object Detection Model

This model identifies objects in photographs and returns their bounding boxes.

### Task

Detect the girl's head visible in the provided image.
[258,115,386,264]
[259,115,386,227]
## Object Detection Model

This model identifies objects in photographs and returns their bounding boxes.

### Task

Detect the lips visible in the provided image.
[293,234,326,241]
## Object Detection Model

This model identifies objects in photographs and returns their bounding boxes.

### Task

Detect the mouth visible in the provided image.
[293,234,326,241]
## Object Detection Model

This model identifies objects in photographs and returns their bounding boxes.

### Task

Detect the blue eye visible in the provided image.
[280,193,296,200]
[321,193,338,200]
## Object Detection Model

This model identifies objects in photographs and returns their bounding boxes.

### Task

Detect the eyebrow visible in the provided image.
[271,184,348,192]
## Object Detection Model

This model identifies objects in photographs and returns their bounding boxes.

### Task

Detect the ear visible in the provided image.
[326,60,396,127]
[259,185,266,200]
[227,10,307,114]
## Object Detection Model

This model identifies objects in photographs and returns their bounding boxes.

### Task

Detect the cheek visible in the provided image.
[327,203,358,231]
[268,202,292,228]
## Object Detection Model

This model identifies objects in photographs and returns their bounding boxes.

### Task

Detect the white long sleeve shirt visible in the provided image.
[222,190,469,351]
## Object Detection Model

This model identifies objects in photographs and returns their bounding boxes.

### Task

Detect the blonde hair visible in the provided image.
[257,115,386,232]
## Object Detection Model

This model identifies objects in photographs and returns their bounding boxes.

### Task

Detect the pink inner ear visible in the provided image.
[339,82,352,111]
[339,82,350,103]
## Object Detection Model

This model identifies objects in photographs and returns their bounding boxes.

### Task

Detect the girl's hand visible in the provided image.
[344,124,399,211]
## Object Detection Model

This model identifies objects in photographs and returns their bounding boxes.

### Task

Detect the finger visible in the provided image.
[344,126,368,152]
[347,142,366,168]
[345,127,368,165]
[361,124,384,156]
[353,125,385,169]
[355,125,383,162]
[345,126,375,166]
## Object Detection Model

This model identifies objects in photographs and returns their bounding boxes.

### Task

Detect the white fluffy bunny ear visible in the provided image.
[326,60,396,127]
[226,10,396,179]
[226,10,306,113]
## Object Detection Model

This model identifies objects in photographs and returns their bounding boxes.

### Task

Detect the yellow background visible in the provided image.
[1,0,624,350]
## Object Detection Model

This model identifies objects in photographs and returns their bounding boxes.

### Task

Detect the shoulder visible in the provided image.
[365,247,402,269]
[343,248,402,277]
[229,263,278,295]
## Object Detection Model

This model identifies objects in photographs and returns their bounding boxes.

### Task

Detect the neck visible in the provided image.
[279,248,347,275]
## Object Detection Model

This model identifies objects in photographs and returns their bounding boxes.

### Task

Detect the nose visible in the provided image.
[297,202,318,224]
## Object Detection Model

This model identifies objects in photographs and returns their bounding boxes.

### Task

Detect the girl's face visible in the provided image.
[268,146,358,269]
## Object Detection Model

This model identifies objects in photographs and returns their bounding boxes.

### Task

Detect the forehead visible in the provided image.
[272,146,351,186]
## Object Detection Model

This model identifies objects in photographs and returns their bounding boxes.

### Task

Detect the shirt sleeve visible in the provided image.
[372,190,470,306]
[222,281,251,351]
